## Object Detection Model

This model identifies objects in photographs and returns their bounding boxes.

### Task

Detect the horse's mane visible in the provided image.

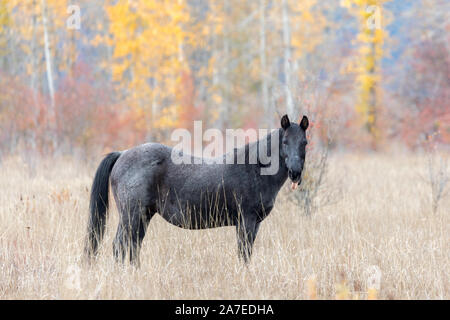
[230,128,281,165]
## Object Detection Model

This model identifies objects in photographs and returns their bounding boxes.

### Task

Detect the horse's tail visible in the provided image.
[84,151,121,259]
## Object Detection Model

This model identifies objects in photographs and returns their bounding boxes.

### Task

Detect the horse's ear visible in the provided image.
[299,115,309,131]
[281,114,291,130]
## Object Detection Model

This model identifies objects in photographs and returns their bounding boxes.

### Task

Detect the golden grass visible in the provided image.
[0,153,448,299]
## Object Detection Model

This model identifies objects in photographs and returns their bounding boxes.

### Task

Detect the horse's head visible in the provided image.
[280,114,309,189]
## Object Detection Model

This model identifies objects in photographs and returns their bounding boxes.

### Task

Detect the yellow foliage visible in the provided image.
[335,280,351,300]
[344,0,390,146]
[104,0,193,133]
[154,105,181,129]
[0,0,10,55]
[306,276,317,300]
[290,0,325,57]
[367,288,378,300]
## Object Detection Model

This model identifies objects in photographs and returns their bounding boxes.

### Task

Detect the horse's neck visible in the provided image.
[256,129,288,188]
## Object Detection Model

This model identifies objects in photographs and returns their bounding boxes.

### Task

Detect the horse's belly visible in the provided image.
[157,200,234,230]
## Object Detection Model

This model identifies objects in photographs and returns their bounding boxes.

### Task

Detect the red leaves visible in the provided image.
[0,61,145,155]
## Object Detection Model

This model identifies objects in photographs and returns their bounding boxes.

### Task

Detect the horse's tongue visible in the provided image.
[291,182,298,190]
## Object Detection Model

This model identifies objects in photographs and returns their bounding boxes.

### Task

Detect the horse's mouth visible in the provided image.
[288,170,301,190]
[290,181,300,190]
[289,176,301,190]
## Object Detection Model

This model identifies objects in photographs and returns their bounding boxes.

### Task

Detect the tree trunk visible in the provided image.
[41,0,56,150]
[30,0,39,153]
[282,0,294,116]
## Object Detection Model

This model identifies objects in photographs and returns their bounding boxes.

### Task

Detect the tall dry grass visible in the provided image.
[0,153,448,299]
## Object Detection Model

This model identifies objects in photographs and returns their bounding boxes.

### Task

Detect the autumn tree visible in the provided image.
[104,0,192,140]
[388,0,450,147]
[0,0,10,70]
[342,0,389,148]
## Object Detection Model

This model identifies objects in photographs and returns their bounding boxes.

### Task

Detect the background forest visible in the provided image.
[0,0,448,159]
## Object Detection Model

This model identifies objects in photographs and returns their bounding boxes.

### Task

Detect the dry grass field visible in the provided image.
[0,153,448,299]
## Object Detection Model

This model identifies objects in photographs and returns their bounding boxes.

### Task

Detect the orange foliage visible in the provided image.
[177,70,203,132]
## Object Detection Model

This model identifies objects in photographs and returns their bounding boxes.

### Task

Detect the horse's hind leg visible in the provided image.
[113,201,154,265]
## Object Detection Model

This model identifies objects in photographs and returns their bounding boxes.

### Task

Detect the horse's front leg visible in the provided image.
[235,215,260,264]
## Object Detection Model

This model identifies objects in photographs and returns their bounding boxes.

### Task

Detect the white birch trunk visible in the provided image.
[41,0,56,148]
[30,0,39,153]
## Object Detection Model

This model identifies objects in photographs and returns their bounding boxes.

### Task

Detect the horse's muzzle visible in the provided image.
[288,169,302,184]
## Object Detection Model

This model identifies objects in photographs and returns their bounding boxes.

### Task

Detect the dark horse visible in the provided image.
[85,114,309,265]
